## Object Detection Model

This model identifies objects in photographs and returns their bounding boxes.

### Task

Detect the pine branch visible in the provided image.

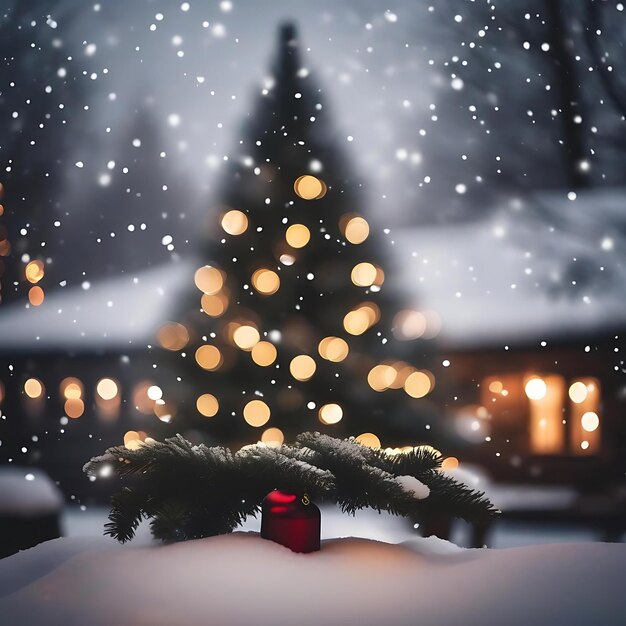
[85,432,498,544]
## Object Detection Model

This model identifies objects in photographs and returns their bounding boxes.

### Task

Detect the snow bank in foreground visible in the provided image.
[1,533,624,625]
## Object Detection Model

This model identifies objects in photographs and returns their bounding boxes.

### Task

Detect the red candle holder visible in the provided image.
[260,490,321,553]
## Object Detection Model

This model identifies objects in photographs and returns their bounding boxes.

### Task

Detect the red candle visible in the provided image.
[260,490,321,553]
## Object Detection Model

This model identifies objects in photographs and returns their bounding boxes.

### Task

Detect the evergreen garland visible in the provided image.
[84,432,498,543]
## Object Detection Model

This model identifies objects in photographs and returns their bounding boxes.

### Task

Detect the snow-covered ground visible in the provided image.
[1,531,625,626]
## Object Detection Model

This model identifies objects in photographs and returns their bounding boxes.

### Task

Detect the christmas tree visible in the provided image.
[155,23,438,447]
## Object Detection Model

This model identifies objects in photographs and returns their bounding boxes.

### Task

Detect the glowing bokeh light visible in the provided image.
[289,354,317,381]
[197,393,219,417]
[233,325,261,351]
[65,398,84,418]
[318,403,343,425]
[261,427,284,446]
[24,378,44,399]
[157,322,189,351]
[356,433,381,449]
[403,371,433,398]
[25,260,45,284]
[243,399,271,427]
[201,292,229,317]
[251,341,277,366]
[294,175,326,200]
[350,262,377,287]
[285,224,311,248]
[343,216,370,244]
[441,457,459,471]
[251,269,280,295]
[221,210,248,235]
[318,336,349,362]
[97,378,119,401]
[568,381,588,404]
[367,365,397,392]
[195,345,223,370]
[28,286,44,306]
[392,310,427,340]
[194,265,224,295]
[525,377,547,401]
[581,411,599,432]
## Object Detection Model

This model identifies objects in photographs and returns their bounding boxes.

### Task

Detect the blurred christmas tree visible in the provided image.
[156,23,438,447]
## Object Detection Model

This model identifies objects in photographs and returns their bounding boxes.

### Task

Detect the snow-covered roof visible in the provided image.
[0,262,191,354]
[0,467,64,516]
[0,189,623,354]
[393,188,626,348]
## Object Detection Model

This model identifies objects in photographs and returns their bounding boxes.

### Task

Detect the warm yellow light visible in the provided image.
[404,371,433,398]
[488,380,503,394]
[25,260,45,284]
[221,210,248,235]
[243,399,271,427]
[97,378,118,400]
[285,224,311,248]
[393,310,427,340]
[351,262,377,287]
[24,378,43,399]
[289,355,317,381]
[147,385,163,401]
[251,268,280,295]
[195,345,223,370]
[64,398,84,418]
[133,381,156,414]
[344,216,370,244]
[319,403,343,424]
[373,267,385,287]
[251,341,277,366]
[279,253,296,266]
[441,456,459,471]
[568,381,588,404]
[525,377,547,401]
[197,393,219,417]
[233,325,260,351]
[318,336,349,362]
[28,286,44,306]
[261,427,284,446]
[343,309,372,335]
[356,433,381,449]
[194,265,224,295]
[294,175,326,200]
[201,292,229,317]
[368,365,397,392]
[60,377,83,400]
[581,411,599,432]
[157,322,189,351]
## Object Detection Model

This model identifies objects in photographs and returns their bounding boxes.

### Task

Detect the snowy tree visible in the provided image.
[154,23,439,447]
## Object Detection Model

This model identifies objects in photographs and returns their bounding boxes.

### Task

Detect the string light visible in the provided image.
[294,175,327,200]
[157,322,189,351]
[340,215,370,244]
[96,378,119,400]
[289,355,317,381]
[318,403,343,424]
[285,223,311,248]
[194,265,224,295]
[356,433,381,448]
[243,399,271,427]
[403,370,433,398]
[318,336,349,362]
[25,260,45,283]
[568,381,588,404]
[350,262,377,287]
[261,427,284,446]
[251,341,277,366]
[233,325,260,351]
[221,209,248,235]
[197,393,219,417]
[201,292,229,317]
[28,286,44,306]
[251,268,280,295]
[24,378,44,399]
[195,345,223,370]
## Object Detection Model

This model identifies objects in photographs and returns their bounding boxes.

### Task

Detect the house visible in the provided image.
[393,188,626,491]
